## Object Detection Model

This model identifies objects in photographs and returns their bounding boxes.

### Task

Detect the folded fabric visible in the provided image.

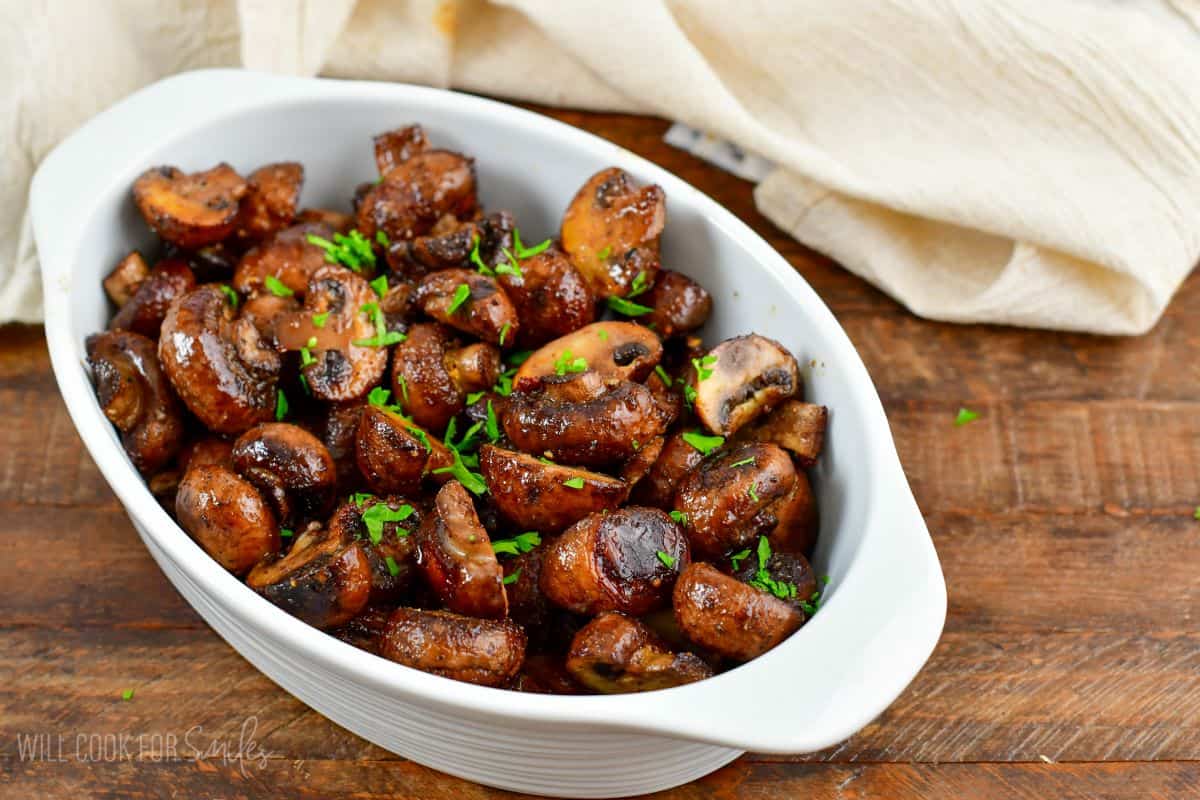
[4,0,1198,334]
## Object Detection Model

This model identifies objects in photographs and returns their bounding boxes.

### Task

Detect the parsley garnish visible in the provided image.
[307,230,376,272]
[730,548,751,570]
[682,383,698,408]
[554,350,588,375]
[491,351,532,396]
[353,302,405,348]
[748,483,760,503]
[384,556,401,576]
[350,492,374,507]
[219,284,239,308]
[503,569,522,585]
[512,228,551,260]
[361,502,415,545]
[607,296,654,317]
[563,477,585,489]
[669,510,688,525]
[654,365,672,386]
[264,275,294,297]
[692,354,717,381]
[368,386,394,409]
[485,399,500,442]
[369,275,389,298]
[492,531,541,556]
[121,688,134,701]
[299,342,317,368]
[628,270,650,298]
[955,407,980,426]
[729,457,755,468]
[447,283,471,314]
[597,328,609,341]
[656,550,676,569]
[395,374,409,406]
[466,390,485,405]
[431,418,488,494]
[495,247,524,279]
[280,528,293,538]
[312,311,330,328]
[470,235,494,276]
[275,389,288,421]
[376,230,390,247]
[681,430,724,455]
[499,322,511,347]
[597,245,612,261]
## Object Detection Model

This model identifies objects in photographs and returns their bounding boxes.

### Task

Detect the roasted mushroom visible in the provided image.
[416,481,507,619]
[373,124,428,175]
[231,423,337,524]
[480,445,628,534]
[731,540,819,613]
[673,442,797,557]
[688,335,800,437]
[737,399,828,467]
[355,405,451,495]
[103,251,150,308]
[391,323,501,432]
[108,259,196,339]
[560,167,665,298]
[566,612,712,693]
[235,162,303,241]
[629,430,704,509]
[540,507,689,616]
[86,330,185,475]
[133,163,249,247]
[513,321,661,391]
[178,436,234,474]
[159,285,280,434]
[379,608,526,687]
[387,211,512,278]
[232,221,335,297]
[246,524,372,629]
[356,149,477,242]
[673,562,803,661]
[176,464,280,575]
[496,244,595,347]
[414,269,519,346]
[644,270,712,339]
[316,401,365,487]
[763,474,818,555]
[618,435,665,490]
[327,495,421,602]
[501,548,551,635]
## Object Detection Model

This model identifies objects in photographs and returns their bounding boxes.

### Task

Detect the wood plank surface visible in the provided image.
[1,102,1197,799]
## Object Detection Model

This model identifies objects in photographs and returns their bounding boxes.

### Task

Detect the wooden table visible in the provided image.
[3,104,1199,800]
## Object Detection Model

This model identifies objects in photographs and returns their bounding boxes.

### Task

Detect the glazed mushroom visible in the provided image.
[391,323,501,432]
[356,149,477,242]
[496,244,595,347]
[629,430,704,509]
[178,436,234,474]
[176,464,280,575]
[316,401,365,487]
[560,167,666,298]
[737,399,828,467]
[414,268,519,346]
[673,562,803,661]
[387,211,513,278]
[673,442,797,557]
[618,435,665,490]
[415,481,508,619]
[540,507,689,616]
[688,334,801,437]
[246,524,372,629]
[355,405,451,495]
[158,285,280,434]
[501,548,551,635]
[379,608,527,687]
[103,251,150,308]
[565,612,712,694]
[731,540,820,614]
[373,124,428,175]
[513,654,583,695]
[86,330,185,475]
[231,423,337,524]
[480,444,628,534]
[232,221,336,297]
[763,474,819,555]
[513,321,661,391]
[236,162,303,241]
[108,259,196,339]
[327,495,421,603]
[644,270,712,339]
[297,207,355,232]
[133,163,249,247]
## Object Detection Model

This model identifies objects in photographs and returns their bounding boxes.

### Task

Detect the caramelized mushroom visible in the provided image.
[737,399,828,467]
[644,270,712,339]
[246,524,371,629]
[317,401,365,487]
[373,124,428,175]
[108,259,196,338]
[103,251,149,308]
[673,563,803,661]
[133,163,248,247]
[233,221,335,297]
[731,545,819,613]
[356,150,477,242]
[355,405,450,495]
[159,285,279,434]
[540,507,689,616]
[379,608,526,687]
[560,167,665,298]
[513,321,661,391]
[566,612,712,693]
[86,330,185,475]
[416,481,507,619]
[176,464,280,575]
[689,335,800,436]
[764,474,818,555]
[629,430,703,509]
[497,244,595,347]
[327,495,421,602]
[231,423,337,524]
[673,442,797,557]
[619,435,665,490]
[236,162,303,241]
[502,549,551,634]
[480,444,628,534]
[387,211,512,278]
[178,436,233,474]
[391,323,501,432]
[297,207,354,232]
[414,269,519,345]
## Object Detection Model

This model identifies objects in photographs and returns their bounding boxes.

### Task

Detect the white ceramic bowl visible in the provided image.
[31,69,946,798]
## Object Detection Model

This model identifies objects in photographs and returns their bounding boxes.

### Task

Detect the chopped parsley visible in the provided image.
[492,531,541,556]
[682,383,698,408]
[596,245,612,261]
[466,390,486,405]
[597,328,609,341]
[954,407,980,426]
[312,311,330,328]
[369,274,389,298]
[512,228,551,260]
[492,351,533,396]
[350,492,374,508]
[748,484,760,503]
[502,569,522,585]
[1195,506,1200,521]
[495,247,523,279]
[279,528,293,538]
[729,457,755,468]
[299,343,317,368]
[264,275,294,297]
[307,230,376,272]
[275,389,288,421]
[628,270,650,298]
[121,688,134,702]
[563,476,586,489]
[499,322,511,347]
[375,230,389,247]
[432,418,488,495]
[692,354,717,381]
[447,283,471,314]
[470,235,494,276]
[554,349,588,376]
[747,537,798,601]
[654,365,672,386]
[384,556,401,576]
[219,284,239,308]
[361,502,415,545]
[353,301,405,348]
[730,548,752,571]
[669,510,688,525]
[607,296,654,317]
[681,430,724,455]
[395,374,409,405]
[485,399,500,442]
[367,386,394,409]
[656,550,676,569]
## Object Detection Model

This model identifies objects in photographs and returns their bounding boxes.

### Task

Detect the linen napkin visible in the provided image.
[4,0,1198,334]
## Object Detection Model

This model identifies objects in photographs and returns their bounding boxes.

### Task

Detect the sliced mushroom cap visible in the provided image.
[673,562,803,661]
[628,430,706,509]
[444,342,502,396]
[565,612,712,694]
[389,323,498,433]
[540,507,689,616]
[379,608,527,687]
[232,221,335,297]
[731,546,819,614]
[497,244,596,347]
[327,495,421,603]
[108,259,196,339]
[356,149,477,242]
[689,334,800,436]
[176,464,280,575]
[246,524,372,629]
[231,423,337,524]
[86,330,185,475]
[513,321,661,391]
[373,124,428,175]
[416,480,507,619]
[236,162,303,241]
[560,167,666,298]
[673,442,797,557]
[103,251,150,308]
[480,444,629,534]
[133,163,248,248]
[414,268,519,345]
[239,293,300,342]
[355,405,450,495]
[737,399,828,468]
[159,285,279,434]
[764,473,818,555]
[645,270,712,339]
[386,211,512,279]
[503,377,667,467]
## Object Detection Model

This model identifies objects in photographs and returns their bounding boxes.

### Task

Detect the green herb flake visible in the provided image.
[1195,506,1200,521]
[361,502,416,545]
[396,374,409,405]
[264,275,294,297]
[494,247,523,279]
[554,349,588,376]
[692,354,718,381]
[669,510,688,525]
[681,430,724,456]
[563,477,586,489]
[954,407,981,426]
[312,311,330,328]
[606,296,654,317]
[502,568,522,585]
[350,492,374,507]
[654,365,672,386]
[597,328,609,341]
[513,228,552,260]
[682,383,698,408]
[219,284,239,308]
[121,688,134,702]
[748,483,760,503]
[469,235,495,277]
[279,528,294,538]
[596,245,612,261]
[352,301,406,348]
[629,270,650,298]
[299,345,317,368]
[729,457,755,468]
[729,548,752,570]
[656,550,676,569]
[466,390,485,405]
[384,556,401,576]
[499,322,511,347]
[307,230,376,272]
[492,531,542,557]
[447,283,472,314]
[485,400,500,442]
[369,275,389,298]
[367,386,392,408]
[275,389,289,421]
[376,230,390,247]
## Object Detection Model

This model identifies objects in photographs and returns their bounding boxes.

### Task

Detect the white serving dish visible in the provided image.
[31,69,946,798]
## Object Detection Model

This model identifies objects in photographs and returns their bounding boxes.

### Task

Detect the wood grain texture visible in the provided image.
[1,102,1198,798]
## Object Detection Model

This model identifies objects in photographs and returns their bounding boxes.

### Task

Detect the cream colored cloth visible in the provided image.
[4,0,1199,334]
